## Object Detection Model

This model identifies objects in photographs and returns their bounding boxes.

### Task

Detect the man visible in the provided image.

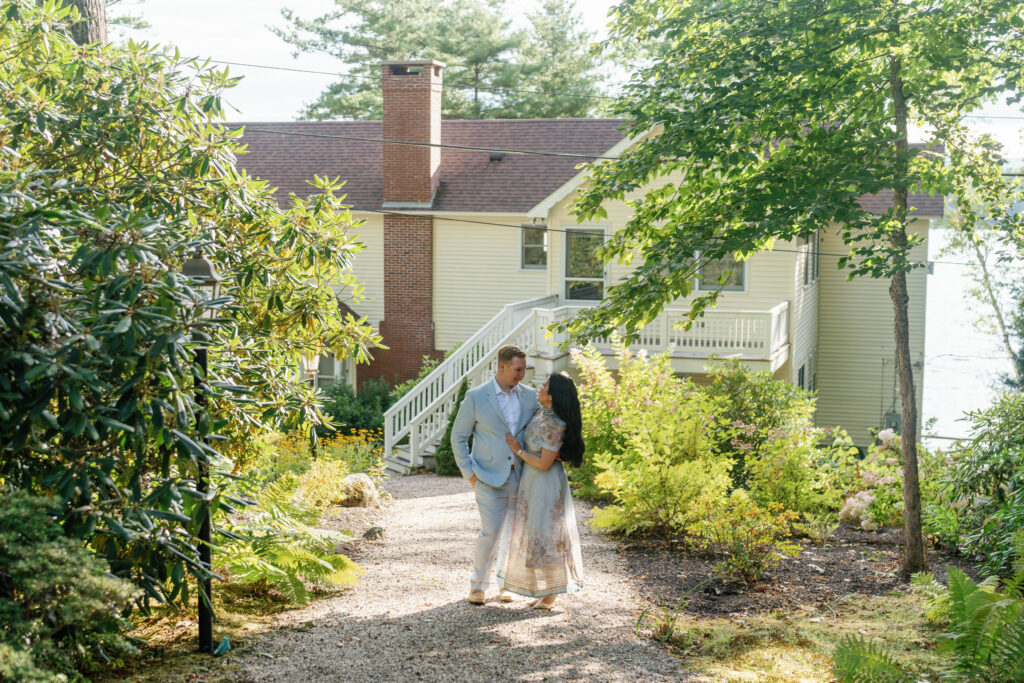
[451,345,538,605]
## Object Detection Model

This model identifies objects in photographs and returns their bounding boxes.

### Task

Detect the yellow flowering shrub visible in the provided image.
[297,458,351,507]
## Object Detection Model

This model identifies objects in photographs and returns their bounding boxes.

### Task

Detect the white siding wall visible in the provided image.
[347,213,384,327]
[433,215,549,350]
[815,220,929,444]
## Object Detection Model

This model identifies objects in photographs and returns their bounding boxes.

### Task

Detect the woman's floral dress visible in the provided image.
[496,407,584,598]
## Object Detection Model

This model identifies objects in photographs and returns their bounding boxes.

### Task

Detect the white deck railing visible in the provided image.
[383,295,558,470]
[534,301,789,359]
[384,297,789,470]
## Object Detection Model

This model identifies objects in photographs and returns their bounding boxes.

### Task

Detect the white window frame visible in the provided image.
[695,251,748,294]
[563,225,608,301]
[520,223,548,270]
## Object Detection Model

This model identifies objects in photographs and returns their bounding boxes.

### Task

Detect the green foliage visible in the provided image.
[794,511,840,545]
[0,0,380,612]
[318,380,392,435]
[832,635,913,683]
[297,459,351,507]
[747,426,858,516]
[433,379,470,477]
[218,479,363,605]
[578,344,733,537]
[0,490,141,681]
[691,490,800,583]
[704,359,817,485]
[569,343,694,499]
[938,393,1024,575]
[273,0,605,120]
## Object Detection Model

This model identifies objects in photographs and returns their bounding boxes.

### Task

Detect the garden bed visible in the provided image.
[620,526,981,618]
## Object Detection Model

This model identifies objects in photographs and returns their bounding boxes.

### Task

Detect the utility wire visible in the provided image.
[208,58,1024,120]
[236,126,625,160]
[350,206,983,268]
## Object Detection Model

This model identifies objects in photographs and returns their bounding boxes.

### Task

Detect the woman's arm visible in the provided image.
[504,432,558,470]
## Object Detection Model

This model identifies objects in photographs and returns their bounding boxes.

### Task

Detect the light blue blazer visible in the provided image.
[451,380,539,488]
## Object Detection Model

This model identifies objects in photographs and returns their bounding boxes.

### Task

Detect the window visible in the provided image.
[696,253,746,292]
[803,231,820,285]
[521,225,547,269]
[564,228,605,300]
[797,364,806,390]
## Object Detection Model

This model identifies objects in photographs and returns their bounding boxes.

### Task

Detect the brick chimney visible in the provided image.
[362,59,446,387]
[381,59,444,208]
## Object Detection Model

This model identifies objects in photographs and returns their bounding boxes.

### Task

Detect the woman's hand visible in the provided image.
[504,432,520,454]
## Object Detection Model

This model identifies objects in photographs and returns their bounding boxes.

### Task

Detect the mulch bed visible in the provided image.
[620,525,982,618]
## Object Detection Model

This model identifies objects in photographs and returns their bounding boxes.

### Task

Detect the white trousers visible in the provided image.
[470,468,519,591]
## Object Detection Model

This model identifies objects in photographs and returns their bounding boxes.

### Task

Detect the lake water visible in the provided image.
[923,227,1012,442]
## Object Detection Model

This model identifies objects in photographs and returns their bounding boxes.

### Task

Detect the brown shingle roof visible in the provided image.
[233,120,943,217]
[234,119,628,213]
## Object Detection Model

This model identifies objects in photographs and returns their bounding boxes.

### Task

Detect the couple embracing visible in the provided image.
[451,345,585,610]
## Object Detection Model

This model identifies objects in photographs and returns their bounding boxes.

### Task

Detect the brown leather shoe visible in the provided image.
[467,589,485,605]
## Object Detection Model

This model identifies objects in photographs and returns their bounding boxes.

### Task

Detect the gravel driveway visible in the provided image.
[230,473,691,682]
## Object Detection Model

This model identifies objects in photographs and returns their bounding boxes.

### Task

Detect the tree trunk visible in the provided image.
[889,50,927,576]
[66,0,107,45]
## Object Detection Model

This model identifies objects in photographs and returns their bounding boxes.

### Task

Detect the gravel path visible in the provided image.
[231,474,690,682]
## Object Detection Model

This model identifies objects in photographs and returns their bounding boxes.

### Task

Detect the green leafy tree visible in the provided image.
[0,1,380,607]
[562,0,1024,575]
[273,0,605,120]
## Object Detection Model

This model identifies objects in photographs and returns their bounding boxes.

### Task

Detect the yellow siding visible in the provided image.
[433,215,549,349]
[347,213,385,327]
[815,220,929,444]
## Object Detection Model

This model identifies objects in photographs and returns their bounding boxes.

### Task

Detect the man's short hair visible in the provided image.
[497,345,527,365]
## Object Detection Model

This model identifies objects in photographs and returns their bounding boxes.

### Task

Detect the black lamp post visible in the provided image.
[182,253,222,655]
[299,350,321,459]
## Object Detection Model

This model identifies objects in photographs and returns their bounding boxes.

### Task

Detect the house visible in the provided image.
[235,59,942,470]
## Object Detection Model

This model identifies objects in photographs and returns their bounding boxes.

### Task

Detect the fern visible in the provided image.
[832,635,912,683]
[217,478,363,604]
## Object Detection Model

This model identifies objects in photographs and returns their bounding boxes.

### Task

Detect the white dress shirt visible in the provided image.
[493,378,521,432]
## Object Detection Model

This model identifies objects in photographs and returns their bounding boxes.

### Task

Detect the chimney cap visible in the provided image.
[380,59,446,68]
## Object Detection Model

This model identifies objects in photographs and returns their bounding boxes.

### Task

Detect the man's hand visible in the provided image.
[468,474,478,488]
[505,432,520,453]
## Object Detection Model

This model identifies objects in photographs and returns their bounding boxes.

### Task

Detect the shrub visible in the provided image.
[691,490,800,583]
[297,459,352,507]
[748,426,859,516]
[704,358,817,486]
[0,491,141,680]
[433,379,470,477]
[318,379,392,435]
[588,383,734,538]
[320,428,386,480]
[570,343,695,499]
[938,393,1024,576]
[389,354,442,403]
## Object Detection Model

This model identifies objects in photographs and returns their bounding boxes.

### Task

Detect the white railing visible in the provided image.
[385,297,789,470]
[384,294,557,469]
[535,301,790,359]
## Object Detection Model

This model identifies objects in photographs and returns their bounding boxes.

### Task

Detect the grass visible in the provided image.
[639,589,949,682]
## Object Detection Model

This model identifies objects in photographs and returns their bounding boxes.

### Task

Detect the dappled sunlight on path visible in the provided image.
[229,474,689,682]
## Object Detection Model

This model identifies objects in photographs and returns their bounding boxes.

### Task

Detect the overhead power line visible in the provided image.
[207,59,618,102]
[236,126,624,160]
[350,206,982,268]
[207,58,1024,120]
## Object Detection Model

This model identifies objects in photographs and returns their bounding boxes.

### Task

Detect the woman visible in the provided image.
[497,373,585,609]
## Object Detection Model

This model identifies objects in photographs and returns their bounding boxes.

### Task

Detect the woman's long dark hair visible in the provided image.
[547,373,585,467]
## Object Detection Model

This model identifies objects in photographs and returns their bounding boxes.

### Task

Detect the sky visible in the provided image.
[118,0,1024,162]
